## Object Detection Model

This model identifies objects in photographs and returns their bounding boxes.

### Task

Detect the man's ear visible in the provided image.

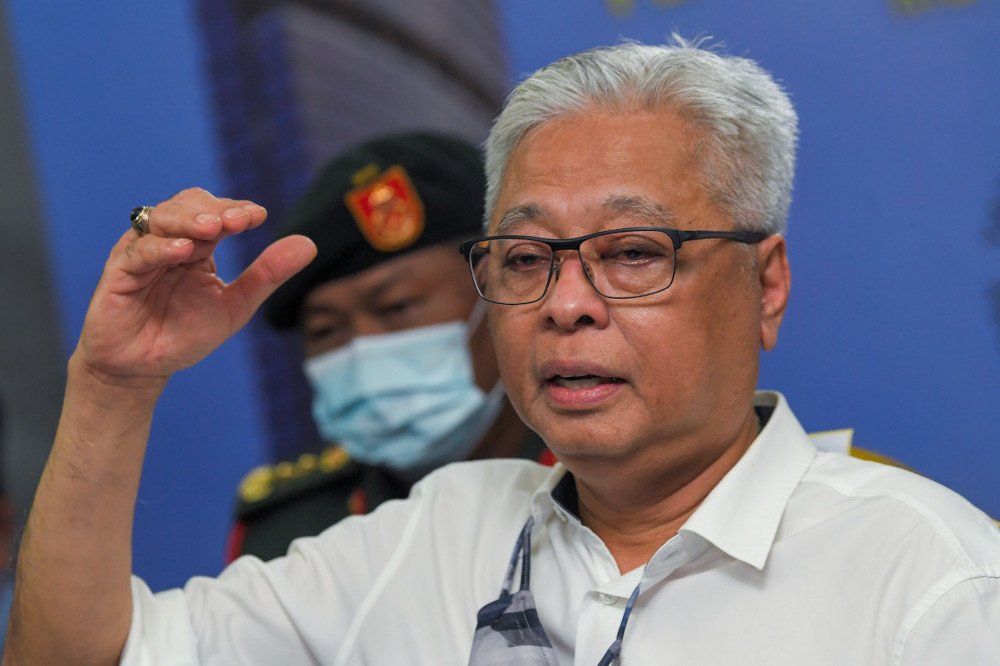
[758,234,790,351]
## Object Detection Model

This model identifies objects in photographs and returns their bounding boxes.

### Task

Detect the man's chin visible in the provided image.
[541,432,641,466]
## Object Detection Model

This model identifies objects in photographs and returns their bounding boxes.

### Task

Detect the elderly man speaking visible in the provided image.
[5,38,999,666]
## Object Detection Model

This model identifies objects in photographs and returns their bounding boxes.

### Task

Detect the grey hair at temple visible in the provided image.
[483,36,799,235]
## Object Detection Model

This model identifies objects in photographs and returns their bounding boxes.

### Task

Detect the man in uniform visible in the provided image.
[228,131,541,561]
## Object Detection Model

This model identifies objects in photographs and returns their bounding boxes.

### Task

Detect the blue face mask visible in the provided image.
[303,304,505,472]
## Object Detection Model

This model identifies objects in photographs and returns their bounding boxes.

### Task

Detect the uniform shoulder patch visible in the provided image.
[236,446,358,513]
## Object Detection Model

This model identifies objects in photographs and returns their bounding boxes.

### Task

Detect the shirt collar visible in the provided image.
[530,462,573,525]
[528,391,817,572]
[677,390,816,570]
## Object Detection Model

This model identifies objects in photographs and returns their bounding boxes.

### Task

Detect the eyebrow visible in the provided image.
[301,267,406,320]
[495,204,544,235]
[300,302,349,323]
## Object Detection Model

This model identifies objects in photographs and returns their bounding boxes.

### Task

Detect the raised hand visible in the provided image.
[1,188,316,666]
[75,187,316,387]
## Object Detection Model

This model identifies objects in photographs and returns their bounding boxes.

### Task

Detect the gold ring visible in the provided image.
[130,206,153,237]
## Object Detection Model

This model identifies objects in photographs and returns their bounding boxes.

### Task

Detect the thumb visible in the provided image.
[227,234,317,319]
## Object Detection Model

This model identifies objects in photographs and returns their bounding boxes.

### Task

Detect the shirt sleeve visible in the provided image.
[896,573,1000,665]
[119,489,424,666]
[120,579,198,665]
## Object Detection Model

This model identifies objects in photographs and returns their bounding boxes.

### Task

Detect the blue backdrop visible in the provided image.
[5,0,999,590]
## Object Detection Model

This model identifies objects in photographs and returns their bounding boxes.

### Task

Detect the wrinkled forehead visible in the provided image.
[488,111,714,237]
[493,196,679,237]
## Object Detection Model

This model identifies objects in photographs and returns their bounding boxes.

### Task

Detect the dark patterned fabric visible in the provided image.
[469,516,641,666]
[469,518,560,665]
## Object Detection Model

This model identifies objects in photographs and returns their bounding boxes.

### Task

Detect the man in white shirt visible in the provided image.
[5,37,999,665]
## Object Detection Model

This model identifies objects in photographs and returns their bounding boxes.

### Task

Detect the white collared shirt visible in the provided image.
[122,392,1000,665]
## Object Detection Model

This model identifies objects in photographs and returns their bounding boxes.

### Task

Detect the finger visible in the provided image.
[168,188,267,235]
[214,201,267,236]
[145,188,224,240]
[223,199,269,230]
[223,235,317,326]
[108,231,196,287]
[143,188,266,241]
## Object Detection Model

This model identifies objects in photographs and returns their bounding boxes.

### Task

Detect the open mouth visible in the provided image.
[548,374,623,389]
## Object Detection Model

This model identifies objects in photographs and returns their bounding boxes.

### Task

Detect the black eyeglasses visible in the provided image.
[459,226,767,305]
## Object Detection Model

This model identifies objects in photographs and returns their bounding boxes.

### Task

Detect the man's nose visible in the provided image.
[539,254,610,329]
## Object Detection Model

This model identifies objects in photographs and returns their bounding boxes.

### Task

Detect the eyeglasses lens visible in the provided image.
[470,230,677,305]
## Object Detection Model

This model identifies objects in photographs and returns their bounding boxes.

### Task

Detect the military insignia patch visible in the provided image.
[344,164,425,252]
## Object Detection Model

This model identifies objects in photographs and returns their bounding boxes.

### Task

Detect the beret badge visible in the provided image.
[344,164,425,252]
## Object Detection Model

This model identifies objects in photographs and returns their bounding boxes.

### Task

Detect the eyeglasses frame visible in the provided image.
[458,226,769,305]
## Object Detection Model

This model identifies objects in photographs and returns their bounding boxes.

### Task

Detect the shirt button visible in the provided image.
[599,593,617,605]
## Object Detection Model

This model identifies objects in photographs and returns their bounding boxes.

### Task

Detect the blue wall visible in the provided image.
[6,0,999,589]
[4,1,268,590]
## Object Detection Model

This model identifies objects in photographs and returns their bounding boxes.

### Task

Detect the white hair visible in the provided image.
[484,36,799,234]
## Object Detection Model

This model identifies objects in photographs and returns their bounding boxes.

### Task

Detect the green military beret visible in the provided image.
[264,131,486,330]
